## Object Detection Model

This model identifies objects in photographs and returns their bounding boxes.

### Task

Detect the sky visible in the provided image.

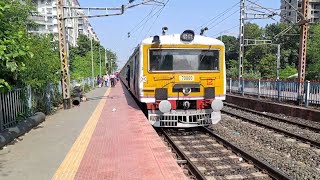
[78,0,281,69]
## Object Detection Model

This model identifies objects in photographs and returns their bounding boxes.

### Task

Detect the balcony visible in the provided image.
[29,15,46,23]
[78,24,84,30]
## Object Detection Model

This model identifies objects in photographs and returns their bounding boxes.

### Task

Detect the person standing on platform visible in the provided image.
[97,75,101,88]
[103,73,109,87]
[115,72,119,81]
[110,73,116,87]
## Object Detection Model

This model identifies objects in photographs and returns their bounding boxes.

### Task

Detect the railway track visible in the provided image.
[221,106,320,148]
[159,127,291,180]
[224,103,320,132]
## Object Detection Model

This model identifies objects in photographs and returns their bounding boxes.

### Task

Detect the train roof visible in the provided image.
[141,34,224,46]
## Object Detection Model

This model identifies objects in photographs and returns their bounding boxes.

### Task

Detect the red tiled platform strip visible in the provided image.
[74,83,187,180]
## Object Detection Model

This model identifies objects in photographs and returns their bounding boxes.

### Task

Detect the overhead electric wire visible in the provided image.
[212,24,240,37]
[247,0,295,24]
[128,0,168,47]
[197,0,261,34]
[246,0,279,14]
[135,6,159,44]
[128,4,158,35]
[249,8,269,14]
[196,1,240,31]
[144,0,170,38]
[207,9,239,30]
[128,0,166,37]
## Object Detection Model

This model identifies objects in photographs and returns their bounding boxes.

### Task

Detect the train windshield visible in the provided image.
[149,49,219,72]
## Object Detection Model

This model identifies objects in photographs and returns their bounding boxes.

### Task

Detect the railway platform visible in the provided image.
[0,83,187,180]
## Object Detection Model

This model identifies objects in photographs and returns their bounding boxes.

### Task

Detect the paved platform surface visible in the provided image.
[0,87,109,180]
[0,83,187,180]
[53,83,187,180]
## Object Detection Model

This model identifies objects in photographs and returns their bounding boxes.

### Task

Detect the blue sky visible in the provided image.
[78,0,281,68]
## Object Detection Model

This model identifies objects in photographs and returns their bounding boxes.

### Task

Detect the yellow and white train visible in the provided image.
[120,29,225,128]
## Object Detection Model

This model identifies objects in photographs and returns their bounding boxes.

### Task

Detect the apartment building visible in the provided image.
[29,0,99,46]
[280,0,320,23]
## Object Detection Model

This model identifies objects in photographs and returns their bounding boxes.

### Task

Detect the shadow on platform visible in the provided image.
[120,82,142,111]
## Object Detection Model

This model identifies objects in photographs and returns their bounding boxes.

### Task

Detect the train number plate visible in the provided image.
[179,75,194,81]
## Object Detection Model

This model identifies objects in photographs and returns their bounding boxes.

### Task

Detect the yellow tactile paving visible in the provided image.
[52,88,111,180]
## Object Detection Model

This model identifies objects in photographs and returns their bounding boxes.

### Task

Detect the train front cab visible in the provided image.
[140,33,226,128]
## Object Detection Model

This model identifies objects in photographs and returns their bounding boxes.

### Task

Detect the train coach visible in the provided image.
[120,29,225,128]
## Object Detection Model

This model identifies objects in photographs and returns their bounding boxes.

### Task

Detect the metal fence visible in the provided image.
[227,78,320,107]
[0,77,94,132]
[0,89,26,131]
[70,77,94,89]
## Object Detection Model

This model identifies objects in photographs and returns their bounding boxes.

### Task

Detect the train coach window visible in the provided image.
[199,50,219,70]
[149,49,219,71]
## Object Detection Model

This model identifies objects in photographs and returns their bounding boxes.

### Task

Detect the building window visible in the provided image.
[47,8,52,14]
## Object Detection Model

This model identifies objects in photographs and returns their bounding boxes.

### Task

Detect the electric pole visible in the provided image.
[238,0,279,85]
[277,44,280,80]
[239,0,245,89]
[105,49,107,74]
[99,47,102,77]
[57,0,71,109]
[110,58,113,74]
[90,36,94,88]
[298,0,309,104]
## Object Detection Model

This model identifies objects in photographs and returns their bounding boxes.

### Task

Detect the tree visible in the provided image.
[307,23,320,79]
[70,55,91,80]
[0,0,34,91]
[20,34,61,114]
[70,35,118,79]
[245,45,270,72]
[223,22,303,80]
[279,65,297,79]
[258,53,277,78]
[226,59,238,78]
[105,49,118,73]
[22,35,60,88]
[244,23,263,39]
[265,23,299,69]
[220,35,239,69]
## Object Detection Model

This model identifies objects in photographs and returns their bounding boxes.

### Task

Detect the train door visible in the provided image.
[129,61,133,90]
[134,54,140,96]
[133,56,136,94]
[126,65,130,89]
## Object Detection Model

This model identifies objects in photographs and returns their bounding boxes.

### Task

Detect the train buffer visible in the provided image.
[0,83,187,180]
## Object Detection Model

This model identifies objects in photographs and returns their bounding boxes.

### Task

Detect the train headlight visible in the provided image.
[159,100,171,113]
[211,99,223,112]
[180,30,195,41]
[152,35,160,44]
[182,101,190,110]
[182,87,192,95]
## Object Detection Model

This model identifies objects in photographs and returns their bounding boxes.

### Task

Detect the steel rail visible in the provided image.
[159,128,206,180]
[202,127,292,180]
[221,110,320,148]
[224,102,320,132]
